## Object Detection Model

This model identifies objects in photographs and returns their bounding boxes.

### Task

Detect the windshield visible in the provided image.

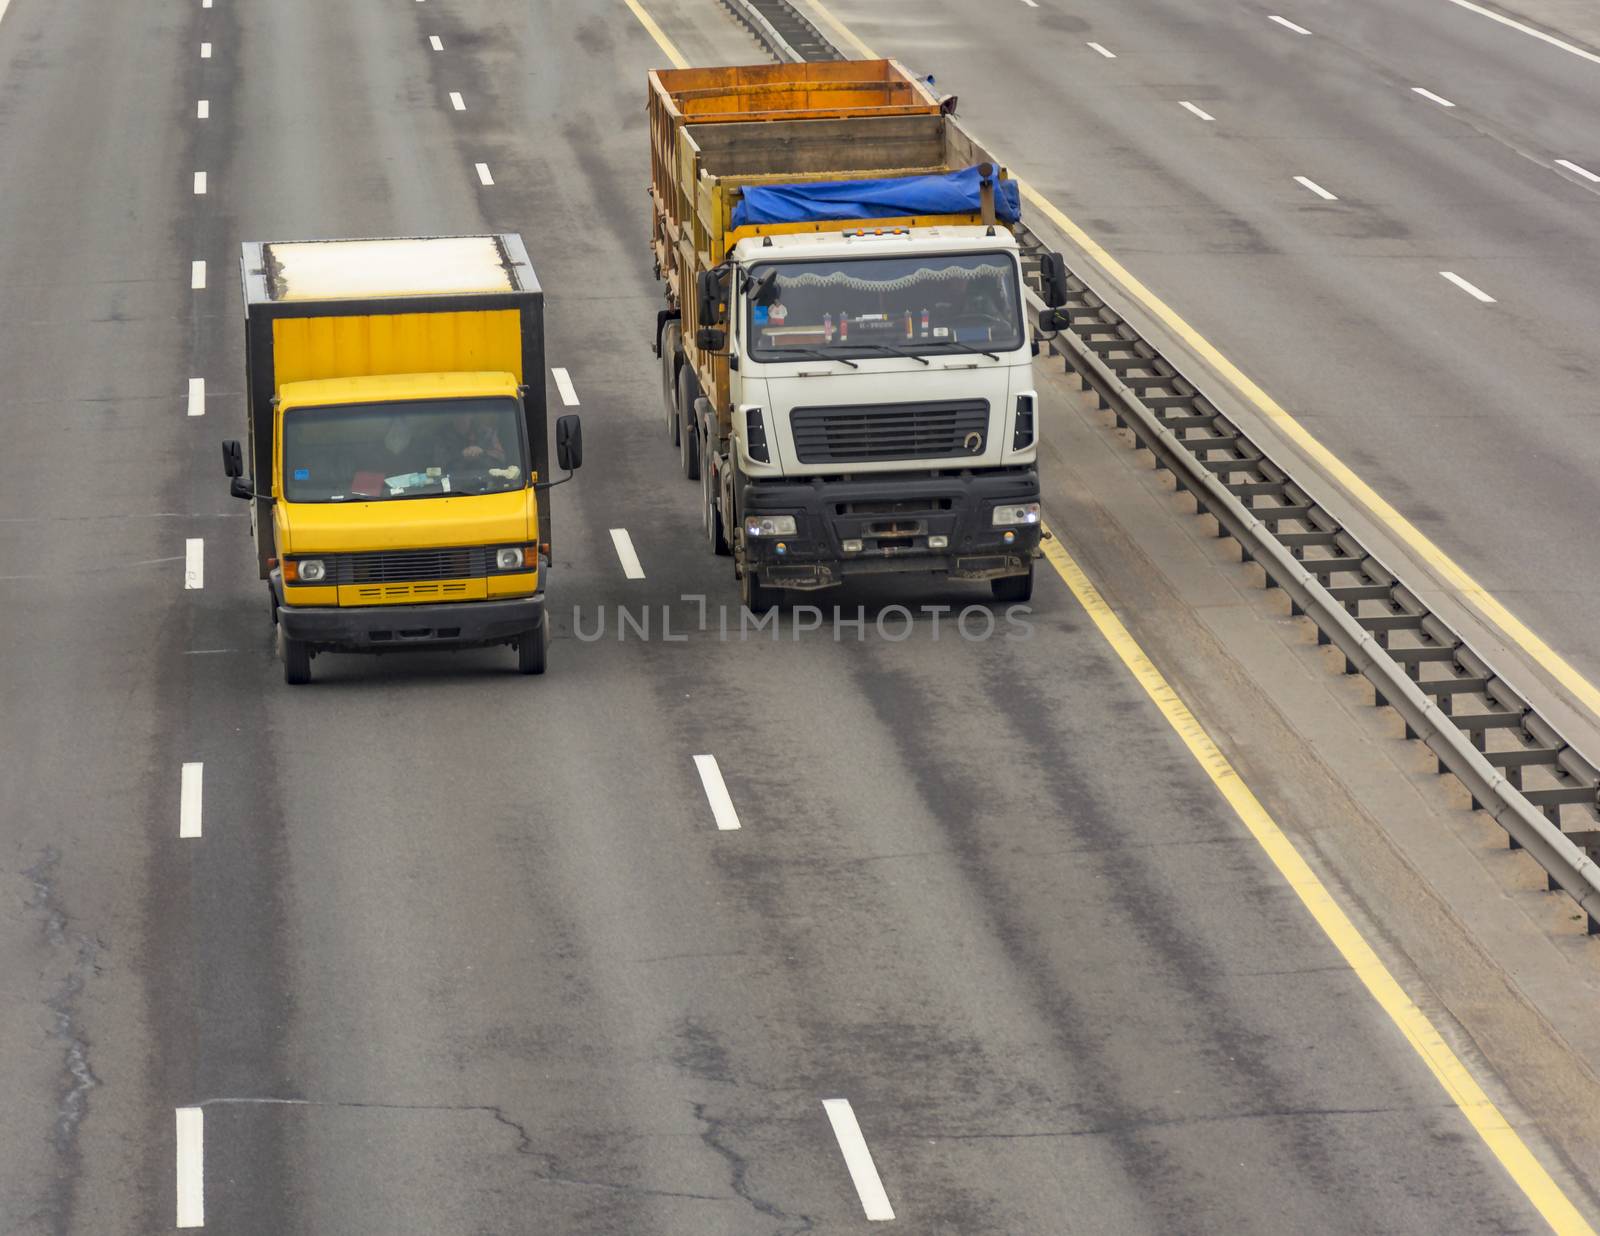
[745,252,1024,362]
[281,397,527,503]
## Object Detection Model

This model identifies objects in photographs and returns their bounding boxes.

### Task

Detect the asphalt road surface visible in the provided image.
[827,0,1600,693]
[0,0,1589,1232]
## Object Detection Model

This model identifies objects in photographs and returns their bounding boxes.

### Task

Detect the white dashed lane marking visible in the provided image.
[693,755,743,831]
[822,1099,895,1221]
[180,763,203,839]
[1293,175,1338,201]
[185,539,205,590]
[608,528,644,579]
[1441,271,1497,303]
[175,1107,203,1227]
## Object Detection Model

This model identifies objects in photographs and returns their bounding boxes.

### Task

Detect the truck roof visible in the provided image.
[732,226,1020,262]
[254,236,527,304]
[277,370,521,409]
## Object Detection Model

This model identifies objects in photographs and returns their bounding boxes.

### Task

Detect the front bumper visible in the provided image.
[741,469,1041,589]
[278,594,545,651]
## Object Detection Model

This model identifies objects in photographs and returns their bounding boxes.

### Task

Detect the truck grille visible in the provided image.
[790,400,989,464]
[330,547,489,584]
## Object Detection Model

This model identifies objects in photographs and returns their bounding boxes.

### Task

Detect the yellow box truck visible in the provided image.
[221,235,582,683]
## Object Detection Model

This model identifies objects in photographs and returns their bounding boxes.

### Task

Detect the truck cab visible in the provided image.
[718,226,1040,600]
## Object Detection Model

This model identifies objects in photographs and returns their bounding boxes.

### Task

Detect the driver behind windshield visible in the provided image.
[283,398,524,502]
[433,411,506,466]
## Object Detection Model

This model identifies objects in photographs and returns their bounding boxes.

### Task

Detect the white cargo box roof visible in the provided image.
[262,236,518,302]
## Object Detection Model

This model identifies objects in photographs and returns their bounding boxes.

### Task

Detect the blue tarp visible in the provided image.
[731,166,1022,229]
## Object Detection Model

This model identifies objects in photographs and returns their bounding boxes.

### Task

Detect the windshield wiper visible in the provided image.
[765,347,859,370]
[842,342,930,365]
[925,339,1003,362]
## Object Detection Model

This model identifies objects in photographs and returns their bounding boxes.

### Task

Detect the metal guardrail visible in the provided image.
[1037,272,1600,931]
[723,0,1600,931]
[718,0,843,63]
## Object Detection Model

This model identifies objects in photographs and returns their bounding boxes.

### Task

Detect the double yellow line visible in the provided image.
[621,4,1596,1229]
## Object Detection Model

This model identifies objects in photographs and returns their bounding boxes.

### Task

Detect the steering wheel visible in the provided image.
[448,465,496,494]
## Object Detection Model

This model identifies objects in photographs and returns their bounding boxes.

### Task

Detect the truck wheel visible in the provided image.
[278,628,312,685]
[516,626,547,675]
[677,367,700,481]
[681,409,700,481]
[661,320,681,443]
[740,567,778,613]
[703,438,730,555]
[991,563,1035,604]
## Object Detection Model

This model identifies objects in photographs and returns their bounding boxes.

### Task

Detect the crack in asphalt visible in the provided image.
[21,847,101,1236]
[693,1102,815,1235]
[199,1098,729,1205]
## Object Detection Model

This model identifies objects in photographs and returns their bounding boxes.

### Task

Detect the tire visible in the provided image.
[703,434,730,556]
[740,567,779,613]
[660,320,681,443]
[278,627,311,685]
[677,367,700,481]
[516,624,547,675]
[991,562,1035,604]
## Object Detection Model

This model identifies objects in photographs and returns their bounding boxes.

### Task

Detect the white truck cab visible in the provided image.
[704,226,1043,607]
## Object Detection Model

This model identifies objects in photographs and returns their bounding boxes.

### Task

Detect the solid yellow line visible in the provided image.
[1039,531,1593,1236]
[794,0,1600,726]
[621,0,689,68]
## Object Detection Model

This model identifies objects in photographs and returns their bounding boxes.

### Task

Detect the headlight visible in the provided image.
[296,558,326,582]
[745,515,797,537]
[991,503,1041,527]
[495,547,525,570]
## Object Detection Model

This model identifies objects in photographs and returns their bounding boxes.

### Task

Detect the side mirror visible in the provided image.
[555,414,583,472]
[1038,307,1072,332]
[222,439,244,478]
[695,326,727,351]
[1040,252,1071,309]
[748,270,779,308]
[696,267,727,328]
[229,476,256,501]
